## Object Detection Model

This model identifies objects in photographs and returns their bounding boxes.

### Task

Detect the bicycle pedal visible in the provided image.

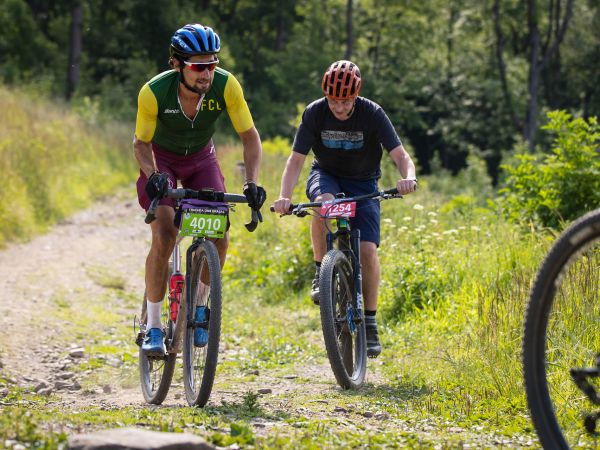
[135,332,145,347]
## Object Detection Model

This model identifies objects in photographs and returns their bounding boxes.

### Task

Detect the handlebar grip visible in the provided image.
[270,204,296,214]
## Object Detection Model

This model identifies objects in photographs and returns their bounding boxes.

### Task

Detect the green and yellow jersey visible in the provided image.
[135,68,253,155]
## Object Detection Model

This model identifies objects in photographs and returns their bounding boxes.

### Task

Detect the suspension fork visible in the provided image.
[349,227,363,314]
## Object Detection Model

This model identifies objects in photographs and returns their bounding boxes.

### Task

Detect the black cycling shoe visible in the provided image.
[310,272,320,305]
[365,316,382,358]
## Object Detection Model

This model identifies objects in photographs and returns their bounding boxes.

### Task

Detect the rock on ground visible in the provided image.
[67,427,215,450]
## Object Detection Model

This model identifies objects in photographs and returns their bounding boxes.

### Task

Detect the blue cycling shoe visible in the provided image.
[142,327,166,356]
[194,306,209,348]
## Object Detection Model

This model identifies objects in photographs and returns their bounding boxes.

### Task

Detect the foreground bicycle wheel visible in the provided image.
[523,209,600,449]
[138,294,177,404]
[319,249,367,389]
[183,240,222,407]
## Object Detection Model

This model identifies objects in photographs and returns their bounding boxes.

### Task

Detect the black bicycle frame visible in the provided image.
[327,217,364,317]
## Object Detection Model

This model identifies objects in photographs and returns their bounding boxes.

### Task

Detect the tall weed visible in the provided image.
[0,85,135,246]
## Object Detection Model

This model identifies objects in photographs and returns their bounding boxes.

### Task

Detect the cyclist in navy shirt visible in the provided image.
[273,60,417,357]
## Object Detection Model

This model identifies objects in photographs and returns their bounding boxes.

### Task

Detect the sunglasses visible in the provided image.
[183,59,219,72]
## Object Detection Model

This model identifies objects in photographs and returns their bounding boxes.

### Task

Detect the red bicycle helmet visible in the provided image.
[321,60,361,100]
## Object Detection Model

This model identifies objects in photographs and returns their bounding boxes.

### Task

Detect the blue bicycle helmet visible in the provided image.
[170,24,220,58]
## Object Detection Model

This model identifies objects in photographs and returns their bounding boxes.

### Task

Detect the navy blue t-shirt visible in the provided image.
[292,97,402,180]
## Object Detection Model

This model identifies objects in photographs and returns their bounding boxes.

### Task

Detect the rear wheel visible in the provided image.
[183,240,222,407]
[523,209,600,449]
[138,292,176,404]
[319,249,367,389]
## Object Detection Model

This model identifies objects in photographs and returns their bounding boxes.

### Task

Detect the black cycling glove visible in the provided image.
[243,181,267,210]
[145,171,169,199]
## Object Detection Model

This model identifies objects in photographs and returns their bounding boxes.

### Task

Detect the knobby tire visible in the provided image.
[138,292,177,405]
[319,249,367,389]
[523,208,600,449]
[183,240,222,407]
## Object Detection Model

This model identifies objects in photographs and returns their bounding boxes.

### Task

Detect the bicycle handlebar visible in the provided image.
[269,188,402,215]
[145,188,261,232]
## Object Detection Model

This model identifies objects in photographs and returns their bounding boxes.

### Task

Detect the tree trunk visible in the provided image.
[66,3,83,101]
[447,5,458,81]
[525,0,541,150]
[525,0,573,151]
[493,0,520,131]
[275,12,285,51]
[345,0,353,60]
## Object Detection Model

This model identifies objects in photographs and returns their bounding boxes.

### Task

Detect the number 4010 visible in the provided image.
[190,216,222,230]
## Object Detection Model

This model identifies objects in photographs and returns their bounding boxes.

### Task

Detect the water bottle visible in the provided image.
[168,272,185,322]
[194,306,209,347]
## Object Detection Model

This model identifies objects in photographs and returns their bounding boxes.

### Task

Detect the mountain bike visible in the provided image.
[522,208,600,449]
[272,188,401,389]
[136,187,260,407]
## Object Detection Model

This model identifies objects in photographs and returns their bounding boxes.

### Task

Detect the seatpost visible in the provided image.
[172,240,181,273]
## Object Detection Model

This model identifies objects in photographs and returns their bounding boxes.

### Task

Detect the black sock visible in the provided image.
[365,310,376,317]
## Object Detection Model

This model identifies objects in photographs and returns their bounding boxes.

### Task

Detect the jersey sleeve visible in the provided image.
[134,83,158,143]
[292,107,317,155]
[374,107,402,151]
[223,74,254,133]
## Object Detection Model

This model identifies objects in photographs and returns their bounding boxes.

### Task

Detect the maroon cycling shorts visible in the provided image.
[136,140,226,211]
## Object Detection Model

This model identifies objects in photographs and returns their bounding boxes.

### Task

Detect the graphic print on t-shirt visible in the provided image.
[321,130,364,151]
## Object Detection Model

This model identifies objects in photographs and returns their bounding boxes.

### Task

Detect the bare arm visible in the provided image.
[238,126,262,183]
[389,144,418,194]
[133,136,157,178]
[273,151,307,213]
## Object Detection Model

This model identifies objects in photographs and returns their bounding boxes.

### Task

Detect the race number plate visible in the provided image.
[320,201,356,218]
[180,207,227,238]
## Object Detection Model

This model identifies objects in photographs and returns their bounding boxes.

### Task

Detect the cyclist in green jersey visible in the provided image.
[134,24,266,356]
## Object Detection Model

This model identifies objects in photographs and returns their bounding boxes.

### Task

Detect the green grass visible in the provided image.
[0,86,566,447]
[0,85,136,247]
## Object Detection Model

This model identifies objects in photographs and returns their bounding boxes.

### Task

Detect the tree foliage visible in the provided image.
[499,111,600,228]
[0,0,598,179]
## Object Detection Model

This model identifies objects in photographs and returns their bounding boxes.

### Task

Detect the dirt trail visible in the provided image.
[0,191,536,447]
[0,190,148,406]
[0,189,348,410]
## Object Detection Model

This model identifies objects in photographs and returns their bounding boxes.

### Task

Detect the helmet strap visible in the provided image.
[347,99,357,117]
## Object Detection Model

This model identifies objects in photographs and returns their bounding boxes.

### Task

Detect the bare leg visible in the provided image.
[310,193,335,262]
[213,231,229,269]
[146,205,178,302]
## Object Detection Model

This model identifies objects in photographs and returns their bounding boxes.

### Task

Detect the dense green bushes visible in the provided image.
[499,111,600,229]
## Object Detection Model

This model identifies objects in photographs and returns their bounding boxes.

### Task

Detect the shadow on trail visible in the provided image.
[339,379,431,403]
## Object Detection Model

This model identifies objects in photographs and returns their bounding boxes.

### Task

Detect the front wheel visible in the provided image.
[138,292,176,404]
[183,240,222,407]
[319,249,367,389]
[523,208,600,449]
